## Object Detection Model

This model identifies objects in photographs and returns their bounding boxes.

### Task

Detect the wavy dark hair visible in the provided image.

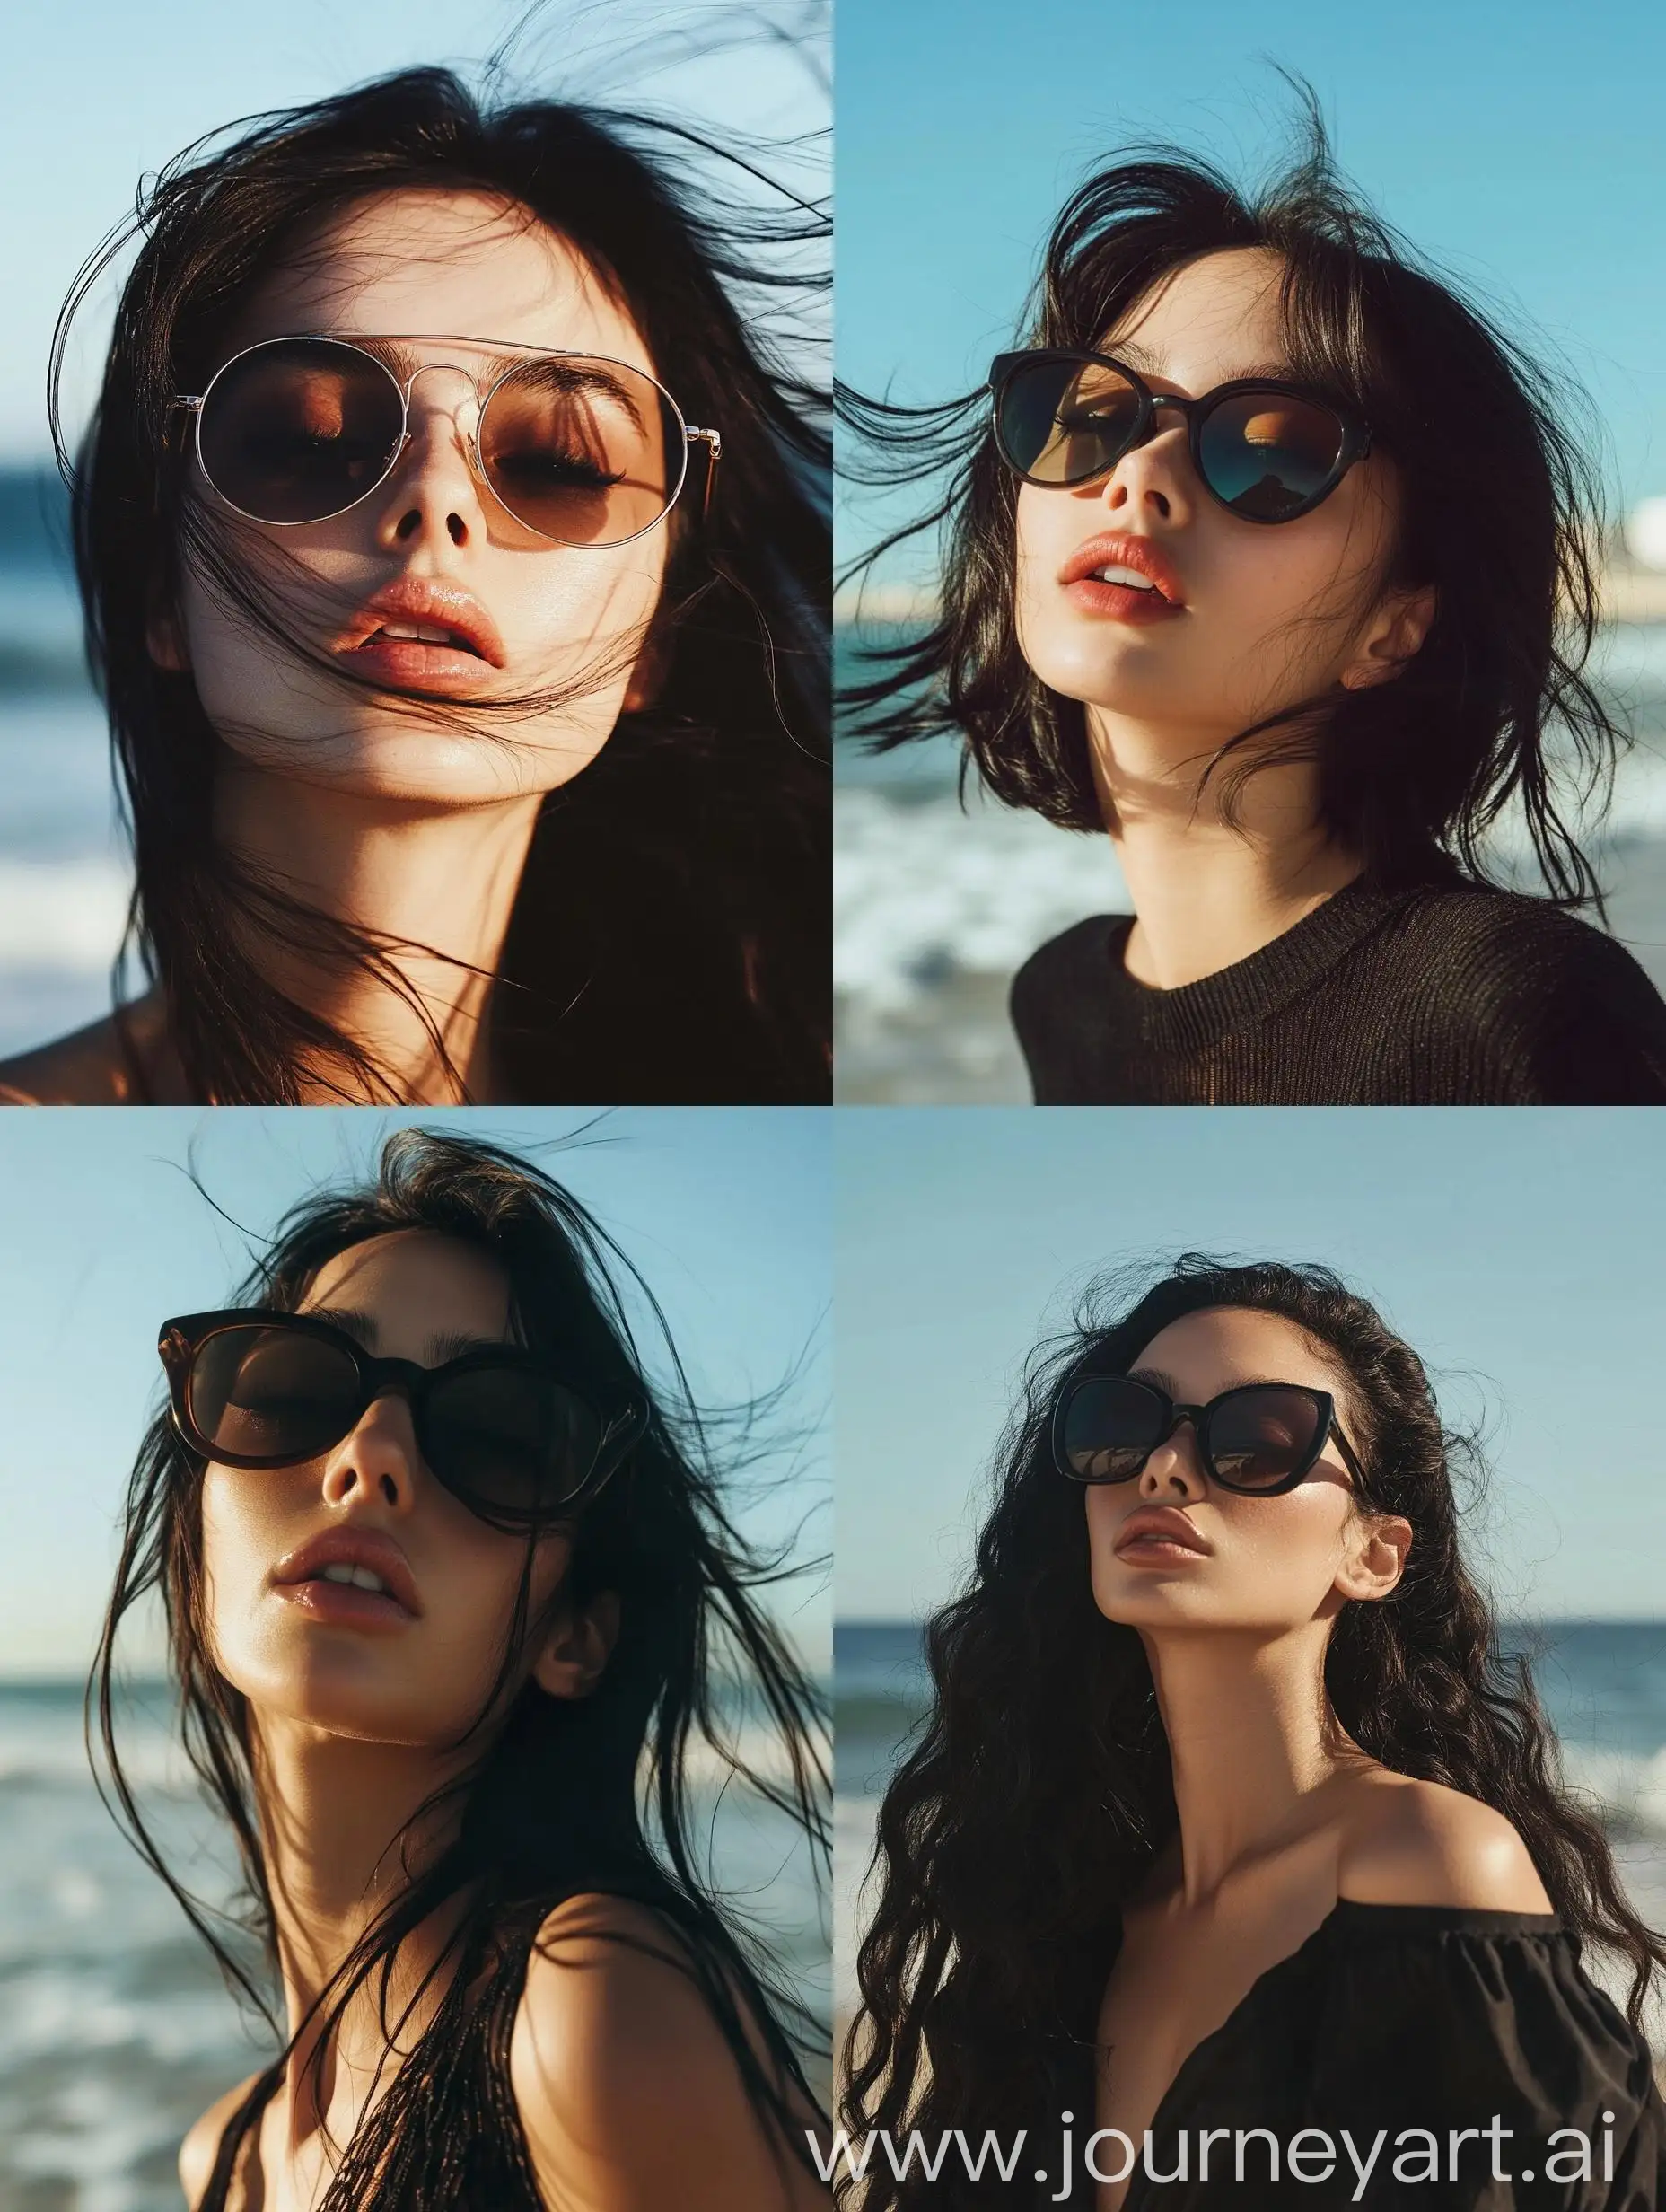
[85,1125,830,2208]
[840,1254,1664,2210]
[839,95,1621,907]
[53,40,829,1104]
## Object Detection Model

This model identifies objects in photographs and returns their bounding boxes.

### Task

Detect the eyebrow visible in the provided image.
[347,338,649,431]
[302,1304,517,1365]
[1097,339,1295,386]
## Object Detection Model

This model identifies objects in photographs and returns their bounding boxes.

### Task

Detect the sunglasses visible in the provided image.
[988,348,1371,524]
[1052,1375,1364,1495]
[168,333,722,547]
[159,1309,647,1530]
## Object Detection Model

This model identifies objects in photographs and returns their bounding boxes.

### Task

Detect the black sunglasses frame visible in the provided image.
[987,347,1372,524]
[1050,1375,1364,1495]
[158,1307,647,1522]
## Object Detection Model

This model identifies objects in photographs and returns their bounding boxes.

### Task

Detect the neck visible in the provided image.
[250,1716,481,2149]
[215,762,545,1102]
[1142,1620,1365,1907]
[1087,707,1362,989]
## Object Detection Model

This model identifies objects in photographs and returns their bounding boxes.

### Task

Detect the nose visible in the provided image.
[1092,397,1194,527]
[1137,1412,1209,1497]
[373,364,490,553]
[320,1389,421,1512]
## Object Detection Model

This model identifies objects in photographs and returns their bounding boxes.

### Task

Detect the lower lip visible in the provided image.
[274,1578,415,1628]
[1063,577,1184,624]
[340,636,495,689]
[1117,1537,1208,1564]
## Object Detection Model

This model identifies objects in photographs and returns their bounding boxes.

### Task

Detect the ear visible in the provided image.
[621,617,671,714]
[1339,583,1437,692]
[1336,1514,1413,1604]
[146,601,190,674]
[530,1587,620,1701]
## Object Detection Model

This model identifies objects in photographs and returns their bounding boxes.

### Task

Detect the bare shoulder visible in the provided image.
[1337,1769,1555,1912]
[509,1892,829,2211]
[0,996,175,1105]
[178,2068,267,2210]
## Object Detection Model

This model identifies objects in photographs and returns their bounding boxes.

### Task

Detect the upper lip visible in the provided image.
[271,1528,424,1615]
[1058,532,1185,604]
[336,576,506,667]
[1114,1506,1212,1557]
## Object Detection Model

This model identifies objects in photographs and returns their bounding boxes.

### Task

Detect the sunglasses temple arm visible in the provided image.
[689,427,722,522]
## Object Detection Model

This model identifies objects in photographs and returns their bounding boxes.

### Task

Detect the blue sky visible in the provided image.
[837,0,1666,578]
[836,1109,1666,1621]
[0,0,826,461]
[0,1107,829,1676]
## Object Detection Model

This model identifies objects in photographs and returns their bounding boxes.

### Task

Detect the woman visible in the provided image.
[88,1126,829,2208]
[1,58,829,1106]
[840,110,1666,1102]
[843,1257,1666,2208]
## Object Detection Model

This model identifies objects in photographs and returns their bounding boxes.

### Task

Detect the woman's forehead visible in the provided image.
[1094,245,1290,380]
[225,186,655,374]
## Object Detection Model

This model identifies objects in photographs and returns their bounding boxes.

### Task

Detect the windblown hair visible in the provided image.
[840,1255,1664,2210]
[87,1126,830,2208]
[839,94,1622,906]
[54,48,829,1102]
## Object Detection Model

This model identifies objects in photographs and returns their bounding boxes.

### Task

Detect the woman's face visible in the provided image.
[1013,247,1428,758]
[162,187,671,806]
[1083,1304,1405,1635]
[198,1227,603,1745]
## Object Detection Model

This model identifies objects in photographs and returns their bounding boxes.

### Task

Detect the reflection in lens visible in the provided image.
[199,340,405,523]
[189,1327,360,1462]
[1206,1389,1323,1488]
[425,1368,602,1517]
[1197,392,1344,521]
[480,359,677,544]
[998,359,1142,485]
[1061,1376,1168,1480]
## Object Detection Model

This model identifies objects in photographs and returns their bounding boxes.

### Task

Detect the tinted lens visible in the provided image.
[1205,1389,1325,1489]
[188,1327,362,1464]
[479,358,679,544]
[996,357,1143,486]
[424,1367,602,1519]
[1196,392,1346,520]
[197,339,405,523]
[1060,1378,1169,1480]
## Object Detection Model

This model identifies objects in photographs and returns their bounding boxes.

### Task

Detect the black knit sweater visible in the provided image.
[1009,878,1666,1104]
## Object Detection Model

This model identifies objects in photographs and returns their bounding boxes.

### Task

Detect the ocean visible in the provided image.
[0,1676,829,2212]
[835,622,1666,1102]
[834,1618,1666,2056]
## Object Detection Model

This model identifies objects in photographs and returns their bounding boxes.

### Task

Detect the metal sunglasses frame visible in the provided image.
[168,331,723,545]
[987,347,1372,524]
[158,1306,650,1519]
[1051,1374,1365,1494]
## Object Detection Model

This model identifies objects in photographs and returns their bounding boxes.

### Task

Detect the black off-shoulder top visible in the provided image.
[1046,1900,1666,2208]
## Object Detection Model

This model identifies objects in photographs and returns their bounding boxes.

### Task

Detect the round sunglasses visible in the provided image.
[988,348,1371,524]
[1052,1375,1364,1495]
[159,1308,647,1530]
[168,333,723,548]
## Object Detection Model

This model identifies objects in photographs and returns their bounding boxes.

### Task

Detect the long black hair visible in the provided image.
[839,94,1621,907]
[841,1254,1664,2210]
[86,1124,830,2207]
[55,43,829,1103]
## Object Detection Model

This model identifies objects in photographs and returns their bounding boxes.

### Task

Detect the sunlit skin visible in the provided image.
[1078,1305,1552,2212]
[180,1230,822,2212]
[1013,247,1437,993]
[0,188,678,1106]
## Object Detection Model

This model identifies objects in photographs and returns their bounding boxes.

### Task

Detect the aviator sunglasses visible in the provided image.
[988,348,1371,524]
[169,333,723,547]
[159,1308,648,1530]
[1052,1374,1364,1495]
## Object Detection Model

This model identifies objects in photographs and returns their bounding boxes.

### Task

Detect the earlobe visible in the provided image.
[146,605,189,673]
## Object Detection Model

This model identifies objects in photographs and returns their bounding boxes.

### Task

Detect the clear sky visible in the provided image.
[836,1109,1666,1621]
[0,0,826,461]
[837,0,1666,580]
[0,1107,829,1677]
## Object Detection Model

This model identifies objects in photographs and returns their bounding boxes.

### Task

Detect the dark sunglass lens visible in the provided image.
[1206,1390,1324,1489]
[1197,392,1346,521]
[480,359,676,544]
[188,1328,360,1464]
[1061,1378,1167,1480]
[425,1369,602,1519]
[197,340,405,523]
[997,358,1142,485]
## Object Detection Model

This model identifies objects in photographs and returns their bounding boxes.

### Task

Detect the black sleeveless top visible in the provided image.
[1044,1900,1666,2208]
